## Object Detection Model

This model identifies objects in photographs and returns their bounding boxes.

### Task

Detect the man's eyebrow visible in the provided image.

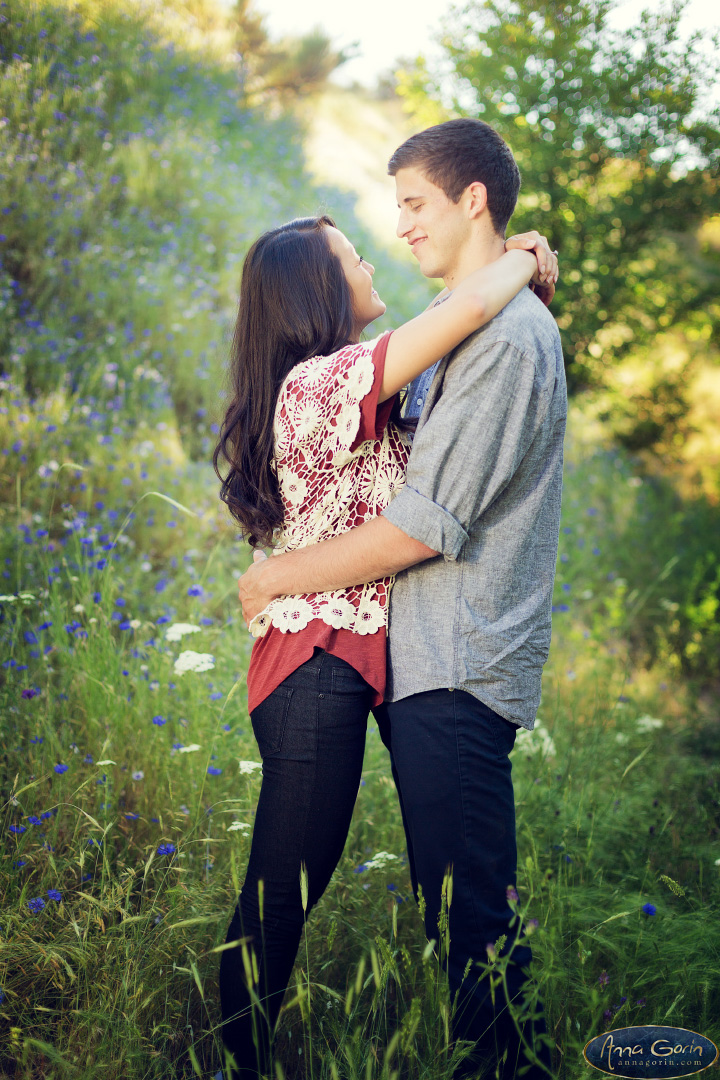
[397,195,425,206]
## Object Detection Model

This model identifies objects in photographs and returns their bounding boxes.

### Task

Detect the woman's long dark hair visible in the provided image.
[213,215,413,548]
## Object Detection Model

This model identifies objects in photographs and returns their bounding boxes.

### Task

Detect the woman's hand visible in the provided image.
[505,231,558,306]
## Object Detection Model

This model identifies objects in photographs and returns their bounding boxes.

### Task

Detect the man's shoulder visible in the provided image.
[453,288,562,367]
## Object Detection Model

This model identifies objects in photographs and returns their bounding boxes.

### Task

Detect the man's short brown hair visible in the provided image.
[388,118,521,235]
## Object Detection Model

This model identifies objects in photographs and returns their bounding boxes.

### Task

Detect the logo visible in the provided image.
[584,1025,719,1078]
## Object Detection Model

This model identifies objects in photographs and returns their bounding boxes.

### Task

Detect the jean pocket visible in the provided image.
[489,711,518,761]
[250,686,294,758]
[331,664,368,696]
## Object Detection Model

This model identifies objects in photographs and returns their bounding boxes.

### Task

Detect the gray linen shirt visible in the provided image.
[382,287,567,729]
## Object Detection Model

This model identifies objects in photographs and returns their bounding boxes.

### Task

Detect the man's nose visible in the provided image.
[396,208,412,239]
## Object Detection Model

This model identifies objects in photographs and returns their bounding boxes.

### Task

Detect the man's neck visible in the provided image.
[443,234,506,290]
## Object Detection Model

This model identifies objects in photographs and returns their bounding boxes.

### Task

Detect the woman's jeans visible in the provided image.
[219,649,372,1078]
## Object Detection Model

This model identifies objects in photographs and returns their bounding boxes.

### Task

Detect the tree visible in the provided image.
[397,1,720,391]
[234,0,357,103]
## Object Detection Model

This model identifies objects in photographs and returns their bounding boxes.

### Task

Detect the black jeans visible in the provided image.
[219,649,372,1078]
[376,689,553,1079]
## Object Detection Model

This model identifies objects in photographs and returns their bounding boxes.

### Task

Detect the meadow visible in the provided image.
[1,2,719,1078]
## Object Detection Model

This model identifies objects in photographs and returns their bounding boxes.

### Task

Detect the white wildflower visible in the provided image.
[38,460,60,478]
[636,715,664,733]
[514,720,557,758]
[615,732,630,744]
[228,821,251,834]
[174,650,215,675]
[178,743,202,754]
[129,619,141,629]
[165,622,201,642]
[364,852,399,871]
[239,760,262,775]
[73,603,85,614]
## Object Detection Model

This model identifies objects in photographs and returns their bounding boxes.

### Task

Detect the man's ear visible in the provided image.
[465,181,488,219]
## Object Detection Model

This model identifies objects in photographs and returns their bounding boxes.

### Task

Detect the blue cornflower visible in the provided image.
[222,724,231,732]
[187,584,204,597]
[209,692,223,701]
[152,715,166,726]
[93,592,101,603]
[22,688,40,699]
[125,813,139,820]
[27,816,41,826]
[54,763,69,774]
[642,903,657,916]
[84,754,93,764]
[157,843,176,855]
[24,630,38,644]
[207,766,222,776]
[9,824,26,834]
[353,863,368,873]
[28,897,46,913]
[115,597,126,607]
[47,889,62,902]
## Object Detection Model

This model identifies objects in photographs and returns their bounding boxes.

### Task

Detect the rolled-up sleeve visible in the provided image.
[382,338,547,560]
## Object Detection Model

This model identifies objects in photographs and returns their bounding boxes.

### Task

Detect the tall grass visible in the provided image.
[1,2,719,1078]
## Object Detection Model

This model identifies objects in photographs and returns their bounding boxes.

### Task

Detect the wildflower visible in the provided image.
[636,715,664,733]
[239,760,262,775]
[363,852,399,870]
[125,813,139,820]
[157,843,176,856]
[598,971,609,986]
[207,766,222,776]
[152,715,166,726]
[47,890,62,902]
[636,997,647,1007]
[209,691,223,701]
[22,688,40,699]
[525,918,539,934]
[641,903,657,916]
[9,824,26,834]
[132,770,144,781]
[27,816,41,826]
[174,650,214,675]
[28,897,46,913]
[603,1009,613,1023]
[179,744,201,754]
[506,886,519,903]
[187,584,204,597]
[164,622,201,642]
[54,763,69,774]
[227,821,251,833]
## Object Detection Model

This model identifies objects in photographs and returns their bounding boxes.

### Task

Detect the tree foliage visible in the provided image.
[398,0,720,391]
[234,0,357,102]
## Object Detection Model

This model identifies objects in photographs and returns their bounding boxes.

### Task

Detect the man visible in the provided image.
[238,118,566,1078]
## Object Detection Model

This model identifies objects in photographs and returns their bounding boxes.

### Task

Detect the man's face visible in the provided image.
[394,166,472,283]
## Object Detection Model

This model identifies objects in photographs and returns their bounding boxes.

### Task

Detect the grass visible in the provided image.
[1,1,720,1078]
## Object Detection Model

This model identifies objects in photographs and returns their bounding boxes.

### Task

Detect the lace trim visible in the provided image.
[248,339,410,639]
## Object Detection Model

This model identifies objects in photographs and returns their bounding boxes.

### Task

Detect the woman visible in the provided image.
[212,215,557,1079]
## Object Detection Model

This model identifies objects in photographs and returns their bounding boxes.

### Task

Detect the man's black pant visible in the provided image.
[377,688,553,1079]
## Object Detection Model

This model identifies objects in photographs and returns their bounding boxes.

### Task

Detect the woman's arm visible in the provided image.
[379,235,557,402]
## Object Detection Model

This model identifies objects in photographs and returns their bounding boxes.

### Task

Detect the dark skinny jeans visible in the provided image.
[219,649,372,1079]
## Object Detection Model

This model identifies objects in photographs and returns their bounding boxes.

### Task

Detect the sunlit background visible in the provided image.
[2,1,720,1076]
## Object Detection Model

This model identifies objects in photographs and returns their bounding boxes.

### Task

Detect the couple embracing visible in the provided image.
[213,117,566,1080]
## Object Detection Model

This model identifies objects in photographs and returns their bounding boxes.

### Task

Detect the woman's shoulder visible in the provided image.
[279,335,385,398]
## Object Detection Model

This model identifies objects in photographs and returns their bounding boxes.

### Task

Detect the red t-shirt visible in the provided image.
[247,332,408,713]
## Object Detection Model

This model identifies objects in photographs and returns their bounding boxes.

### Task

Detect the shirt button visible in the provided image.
[416,397,423,407]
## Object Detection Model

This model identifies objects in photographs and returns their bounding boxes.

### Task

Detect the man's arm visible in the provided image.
[238,516,437,623]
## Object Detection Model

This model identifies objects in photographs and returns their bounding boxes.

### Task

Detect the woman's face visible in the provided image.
[324,226,386,338]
